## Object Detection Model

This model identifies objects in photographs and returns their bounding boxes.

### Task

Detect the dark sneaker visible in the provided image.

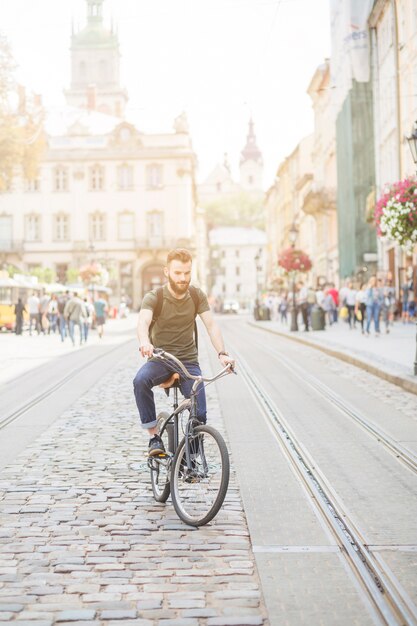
[148,435,166,457]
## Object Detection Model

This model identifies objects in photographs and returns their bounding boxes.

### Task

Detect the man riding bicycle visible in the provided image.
[133,248,235,457]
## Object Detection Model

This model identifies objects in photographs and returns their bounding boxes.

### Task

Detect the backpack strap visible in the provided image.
[149,285,200,352]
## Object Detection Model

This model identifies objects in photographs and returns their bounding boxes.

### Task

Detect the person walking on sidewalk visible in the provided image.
[64,292,87,346]
[94,296,108,339]
[39,291,50,334]
[133,248,235,457]
[365,276,383,336]
[328,283,339,323]
[298,281,309,331]
[382,278,395,333]
[82,297,94,343]
[344,281,357,329]
[28,292,40,335]
[14,298,26,335]
[57,291,70,342]
[355,283,367,334]
[47,294,58,334]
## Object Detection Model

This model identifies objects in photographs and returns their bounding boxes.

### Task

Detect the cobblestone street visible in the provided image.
[0,338,267,626]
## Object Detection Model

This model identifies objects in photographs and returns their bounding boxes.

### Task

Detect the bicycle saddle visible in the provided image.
[158,372,180,389]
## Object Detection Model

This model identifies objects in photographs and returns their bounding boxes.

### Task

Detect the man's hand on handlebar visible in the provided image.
[219,353,236,372]
[140,343,154,358]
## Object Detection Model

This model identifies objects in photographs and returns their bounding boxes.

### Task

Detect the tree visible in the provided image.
[29,266,56,284]
[0,33,45,191]
[203,192,265,230]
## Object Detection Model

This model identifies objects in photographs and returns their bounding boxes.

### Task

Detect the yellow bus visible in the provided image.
[0,278,41,331]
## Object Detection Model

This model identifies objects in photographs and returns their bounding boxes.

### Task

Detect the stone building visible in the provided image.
[0,0,200,308]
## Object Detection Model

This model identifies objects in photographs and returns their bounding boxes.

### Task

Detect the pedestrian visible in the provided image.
[64,292,87,346]
[14,298,26,335]
[93,296,108,338]
[278,292,288,324]
[344,281,357,329]
[47,294,58,334]
[39,291,50,334]
[355,283,367,334]
[382,278,395,334]
[133,247,235,457]
[57,290,70,342]
[328,283,339,323]
[306,285,316,327]
[27,292,40,335]
[401,280,410,323]
[82,297,94,342]
[365,276,383,336]
[322,288,336,326]
[298,281,309,331]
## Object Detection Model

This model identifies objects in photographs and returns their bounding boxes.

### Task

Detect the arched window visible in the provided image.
[146,164,163,189]
[89,213,106,241]
[25,214,41,241]
[117,163,133,190]
[89,164,104,191]
[53,214,70,241]
[118,212,134,240]
[53,166,69,192]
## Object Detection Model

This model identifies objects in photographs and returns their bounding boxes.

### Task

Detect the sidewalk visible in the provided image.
[249,317,417,395]
[0,315,138,386]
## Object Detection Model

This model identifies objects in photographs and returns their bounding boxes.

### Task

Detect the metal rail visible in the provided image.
[232,344,417,626]
[256,338,417,474]
[0,339,135,431]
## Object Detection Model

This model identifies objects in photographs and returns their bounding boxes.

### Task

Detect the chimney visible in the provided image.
[87,84,97,111]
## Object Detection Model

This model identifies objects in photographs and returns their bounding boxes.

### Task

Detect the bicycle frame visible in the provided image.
[152,349,232,470]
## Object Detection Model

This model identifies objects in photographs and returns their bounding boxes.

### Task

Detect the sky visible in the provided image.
[0,0,331,187]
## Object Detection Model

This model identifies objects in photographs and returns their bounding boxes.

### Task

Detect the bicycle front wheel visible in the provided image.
[150,412,174,503]
[171,425,229,527]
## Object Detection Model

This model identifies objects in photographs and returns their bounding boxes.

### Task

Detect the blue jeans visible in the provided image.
[58,314,67,341]
[69,320,83,345]
[133,359,207,429]
[366,303,381,333]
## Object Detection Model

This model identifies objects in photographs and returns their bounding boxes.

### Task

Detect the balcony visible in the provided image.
[302,186,336,216]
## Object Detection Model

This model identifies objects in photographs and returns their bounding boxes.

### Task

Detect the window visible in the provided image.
[25,175,40,192]
[236,266,240,276]
[118,212,134,240]
[25,215,41,241]
[118,164,133,190]
[216,182,222,192]
[248,175,253,185]
[146,164,163,189]
[89,213,106,241]
[236,283,241,293]
[99,60,108,82]
[53,214,69,241]
[235,250,240,258]
[89,164,104,191]
[56,263,68,284]
[53,166,68,192]
[147,210,163,239]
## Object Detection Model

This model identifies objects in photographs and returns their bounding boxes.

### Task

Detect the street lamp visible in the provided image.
[406,121,417,375]
[289,223,298,332]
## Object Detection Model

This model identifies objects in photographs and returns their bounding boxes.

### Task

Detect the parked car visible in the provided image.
[223,300,240,314]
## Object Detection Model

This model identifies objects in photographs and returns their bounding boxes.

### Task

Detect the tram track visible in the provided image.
[250,334,417,475]
[228,341,417,626]
[0,338,136,431]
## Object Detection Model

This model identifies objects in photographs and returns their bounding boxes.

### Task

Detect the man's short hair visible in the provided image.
[167,248,192,265]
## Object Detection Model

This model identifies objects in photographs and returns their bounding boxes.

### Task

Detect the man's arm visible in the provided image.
[200,310,235,368]
[137,308,153,358]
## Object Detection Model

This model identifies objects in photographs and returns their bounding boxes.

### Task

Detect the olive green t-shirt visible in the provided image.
[141,285,210,363]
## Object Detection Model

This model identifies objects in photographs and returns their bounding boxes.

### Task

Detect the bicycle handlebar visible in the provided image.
[152,348,234,383]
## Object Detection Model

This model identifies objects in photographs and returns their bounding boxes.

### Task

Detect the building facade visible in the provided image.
[369,0,417,290]
[0,0,200,308]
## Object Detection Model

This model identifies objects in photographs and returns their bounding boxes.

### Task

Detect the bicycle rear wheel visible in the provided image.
[150,412,174,503]
[171,425,229,527]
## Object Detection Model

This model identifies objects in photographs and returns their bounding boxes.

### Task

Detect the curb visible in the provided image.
[248,321,417,397]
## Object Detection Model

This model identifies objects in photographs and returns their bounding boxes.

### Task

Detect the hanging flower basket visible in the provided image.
[278,248,312,273]
[374,178,417,252]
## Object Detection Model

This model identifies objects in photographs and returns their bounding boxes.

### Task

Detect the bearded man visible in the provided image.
[134,248,235,457]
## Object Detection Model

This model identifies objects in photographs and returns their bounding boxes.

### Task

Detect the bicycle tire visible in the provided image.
[150,412,174,503]
[170,425,229,527]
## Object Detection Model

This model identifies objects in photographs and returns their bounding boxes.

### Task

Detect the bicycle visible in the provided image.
[147,348,234,527]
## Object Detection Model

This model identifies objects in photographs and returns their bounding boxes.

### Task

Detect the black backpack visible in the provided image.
[150,285,200,351]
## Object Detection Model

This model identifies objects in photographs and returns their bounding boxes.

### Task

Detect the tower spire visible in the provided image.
[86,0,104,25]
[240,117,262,164]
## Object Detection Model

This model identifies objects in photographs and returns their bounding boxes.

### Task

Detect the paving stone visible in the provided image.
[56,610,97,621]
[100,610,137,619]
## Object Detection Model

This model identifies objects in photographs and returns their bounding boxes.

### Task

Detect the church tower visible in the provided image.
[65,0,128,117]
[239,118,263,191]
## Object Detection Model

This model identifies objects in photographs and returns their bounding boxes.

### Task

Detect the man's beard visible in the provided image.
[168,275,190,295]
